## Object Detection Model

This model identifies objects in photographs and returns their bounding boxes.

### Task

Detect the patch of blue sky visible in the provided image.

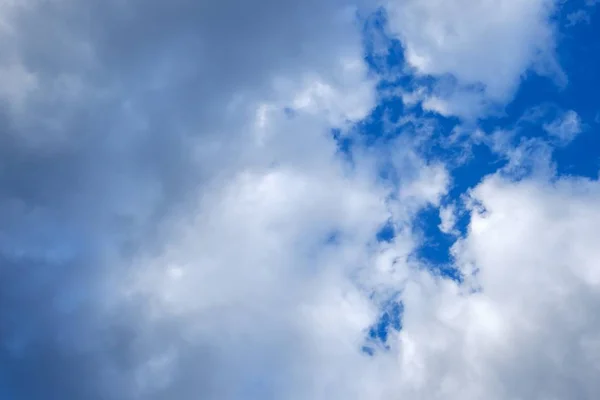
[362,298,403,355]
[411,206,462,279]
[480,3,600,178]
[356,2,599,349]
[364,4,596,237]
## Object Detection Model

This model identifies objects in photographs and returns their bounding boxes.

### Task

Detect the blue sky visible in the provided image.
[1,1,600,399]
[360,1,600,348]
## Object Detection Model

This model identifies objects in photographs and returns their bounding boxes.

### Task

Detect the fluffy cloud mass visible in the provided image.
[393,174,600,399]
[386,0,563,118]
[1,0,599,399]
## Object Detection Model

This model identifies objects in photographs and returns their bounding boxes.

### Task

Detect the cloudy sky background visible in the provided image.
[1,0,600,399]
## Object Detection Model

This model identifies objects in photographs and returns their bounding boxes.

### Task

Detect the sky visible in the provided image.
[1,0,600,399]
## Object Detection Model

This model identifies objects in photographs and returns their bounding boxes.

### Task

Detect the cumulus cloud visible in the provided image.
[0,1,389,398]
[2,0,599,400]
[385,0,564,119]
[392,173,600,399]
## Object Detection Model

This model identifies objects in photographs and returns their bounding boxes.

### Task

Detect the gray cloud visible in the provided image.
[5,1,598,400]
[0,1,380,398]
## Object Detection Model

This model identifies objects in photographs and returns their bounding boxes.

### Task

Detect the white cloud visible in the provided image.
[2,0,600,399]
[0,1,394,398]
[438,204,458,235]
[0,1,447,399]
[381,172,600,399]
[544,109,583,144]
[385,0,563,119]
